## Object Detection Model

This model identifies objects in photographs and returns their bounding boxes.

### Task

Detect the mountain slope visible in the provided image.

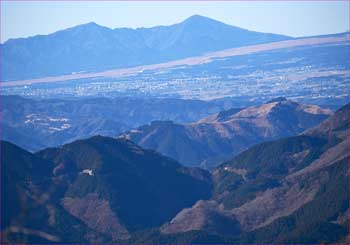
[159,103,349,244]
[2,15,290,81]
[37,136,211,237]
[0,141,108,244]
[122,98,332,168]
[2,136,212,243]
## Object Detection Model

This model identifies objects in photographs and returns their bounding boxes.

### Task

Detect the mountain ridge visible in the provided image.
[122,98,333,168]
[1,95,248,152]
[2,15,291,81]
[3,15,288,44]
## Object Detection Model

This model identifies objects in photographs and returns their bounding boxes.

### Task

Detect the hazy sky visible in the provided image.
[1,1,349,42]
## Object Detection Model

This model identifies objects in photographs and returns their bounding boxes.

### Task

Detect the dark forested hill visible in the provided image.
[1,137,211,243]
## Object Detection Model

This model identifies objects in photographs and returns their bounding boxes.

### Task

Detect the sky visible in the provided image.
[1,1,349,42]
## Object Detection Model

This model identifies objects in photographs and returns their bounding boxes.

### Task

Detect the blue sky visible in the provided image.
[1,1,349,42]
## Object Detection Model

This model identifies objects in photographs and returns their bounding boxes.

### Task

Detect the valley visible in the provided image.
[2,32,349,105]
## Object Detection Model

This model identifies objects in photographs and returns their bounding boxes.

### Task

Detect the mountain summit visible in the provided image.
[2,15,290,81]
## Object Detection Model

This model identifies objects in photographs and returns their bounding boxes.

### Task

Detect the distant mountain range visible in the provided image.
[1,95,252,152]
[122,98,333,168]
[1,15,290,81]
[2,96,334,168]
[2,103,349,244]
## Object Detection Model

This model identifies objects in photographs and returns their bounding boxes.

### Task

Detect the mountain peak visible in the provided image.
[182,14,225,26]
[83,21,98,26]
[184,15,210,21]
[66,21,109,32]
[78,21,101,28]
